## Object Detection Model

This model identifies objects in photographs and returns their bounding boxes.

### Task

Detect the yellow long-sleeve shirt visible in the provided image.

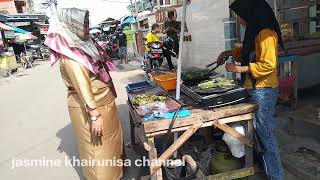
[231,29,279,89]
[145,32,159,51]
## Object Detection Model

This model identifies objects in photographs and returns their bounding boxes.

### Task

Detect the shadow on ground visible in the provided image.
[117,103,149,179]
[56,123,85,180]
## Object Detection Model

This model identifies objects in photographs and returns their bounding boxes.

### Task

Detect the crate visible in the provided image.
[126,81,155,92]
[154,73,177,91]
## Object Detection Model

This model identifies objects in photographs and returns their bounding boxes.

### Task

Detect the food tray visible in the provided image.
[126,81,155,92]
[135,98,182,117]
[127,86,167,102]
[181,83,247,108]
[191,81,239,94]
[127,86,182,117]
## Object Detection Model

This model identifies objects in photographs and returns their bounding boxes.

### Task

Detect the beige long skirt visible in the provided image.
[68,101,123,180]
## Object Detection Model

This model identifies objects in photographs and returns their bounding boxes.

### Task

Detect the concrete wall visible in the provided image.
[0,0,17,15]
[175,0,229,75]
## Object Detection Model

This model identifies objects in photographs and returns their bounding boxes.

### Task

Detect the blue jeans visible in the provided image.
[248,88,284,180]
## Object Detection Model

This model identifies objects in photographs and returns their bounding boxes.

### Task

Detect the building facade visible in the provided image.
[0,0,33,15]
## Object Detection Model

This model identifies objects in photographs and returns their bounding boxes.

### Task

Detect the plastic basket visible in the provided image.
[154,73,177,91]
[126,81,155,92]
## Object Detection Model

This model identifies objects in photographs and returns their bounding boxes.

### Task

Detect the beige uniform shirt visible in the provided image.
[59,58,115,109]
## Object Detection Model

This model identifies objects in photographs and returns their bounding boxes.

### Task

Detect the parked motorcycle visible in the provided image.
[145,41,164,70]
[26,43,50,61]
[143,37,176,72]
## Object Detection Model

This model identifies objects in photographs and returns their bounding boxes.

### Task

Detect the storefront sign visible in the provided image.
[124,30,135,44]
[40,26,49,34]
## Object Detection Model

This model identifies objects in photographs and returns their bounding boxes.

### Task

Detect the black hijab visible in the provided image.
[229,0,284,66]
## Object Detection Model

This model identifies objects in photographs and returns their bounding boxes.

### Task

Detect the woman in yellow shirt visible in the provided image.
[217,0,284,179]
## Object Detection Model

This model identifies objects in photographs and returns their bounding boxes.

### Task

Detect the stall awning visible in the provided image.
[5,23,31,34]
[0,22,14,31]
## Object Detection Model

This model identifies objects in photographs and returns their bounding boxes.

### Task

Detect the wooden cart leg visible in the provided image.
[245,120,255,180]
[129,112,136,145]
[148,138,163,180]
[245,120,254,167]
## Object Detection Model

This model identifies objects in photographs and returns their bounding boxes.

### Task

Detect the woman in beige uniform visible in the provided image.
[45,8,123,180]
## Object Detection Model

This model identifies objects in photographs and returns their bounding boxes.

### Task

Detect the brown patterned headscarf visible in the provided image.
[58,8,89,40]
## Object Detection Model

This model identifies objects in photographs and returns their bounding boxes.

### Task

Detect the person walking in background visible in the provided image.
[117,27,128,64]
[163,11,180,70]
[217,0,284,179]
[45,8,123,180]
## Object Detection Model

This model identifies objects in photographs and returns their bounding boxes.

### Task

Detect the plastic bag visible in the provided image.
[138,102,169,117]
[222,124,245,158]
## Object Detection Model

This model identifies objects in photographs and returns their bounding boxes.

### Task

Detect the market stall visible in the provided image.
[126,80,256,179]
[0,22,18,75]
[124,1,259,179]
[0,51,18,75]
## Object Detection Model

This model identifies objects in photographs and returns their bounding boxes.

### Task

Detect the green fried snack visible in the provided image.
[198,77,235,90]
[133,94,167,106]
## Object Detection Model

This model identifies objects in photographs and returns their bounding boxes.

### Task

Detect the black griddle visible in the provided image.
[181,75,247,107]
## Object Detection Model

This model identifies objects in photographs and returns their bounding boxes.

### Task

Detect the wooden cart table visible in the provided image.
[128,96,258,180]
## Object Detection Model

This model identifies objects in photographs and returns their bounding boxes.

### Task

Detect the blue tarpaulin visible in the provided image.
[121,16,137,25]
[5,23,31,34]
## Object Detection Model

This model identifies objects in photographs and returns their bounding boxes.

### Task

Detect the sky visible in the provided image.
[34,0,131,26]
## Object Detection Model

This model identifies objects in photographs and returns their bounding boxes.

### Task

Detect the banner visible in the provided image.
[124,30,135,44]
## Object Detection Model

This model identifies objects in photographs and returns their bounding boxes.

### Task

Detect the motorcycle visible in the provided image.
[145,41,164,71]
[26,43,50,61]
[143,37,177,72]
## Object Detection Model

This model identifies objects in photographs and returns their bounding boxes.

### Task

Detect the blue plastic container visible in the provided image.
[126,81,155,92]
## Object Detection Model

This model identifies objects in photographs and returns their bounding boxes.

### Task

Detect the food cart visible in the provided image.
[125,1,259,179]
[126,78,257,179]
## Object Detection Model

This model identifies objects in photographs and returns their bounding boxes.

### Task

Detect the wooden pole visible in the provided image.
[148,138,163,180]
[175,0,186,100]
[273,0,278,20]
[157,0,161,10]
[135,0,140,29]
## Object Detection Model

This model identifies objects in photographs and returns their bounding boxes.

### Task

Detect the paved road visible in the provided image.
[0,62,146,179]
